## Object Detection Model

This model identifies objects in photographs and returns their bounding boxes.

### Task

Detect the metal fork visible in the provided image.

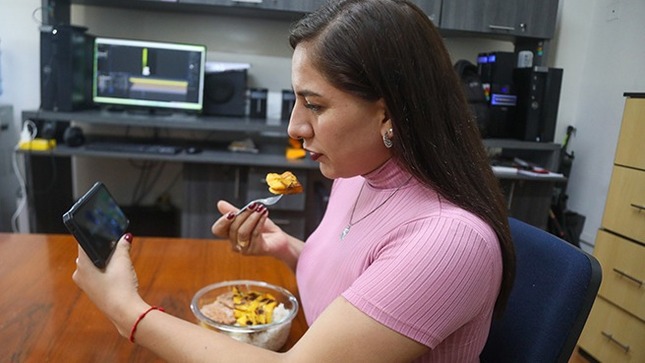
[235,194,283,216]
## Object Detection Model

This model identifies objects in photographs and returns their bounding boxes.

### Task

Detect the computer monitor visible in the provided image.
[93,37,206,113]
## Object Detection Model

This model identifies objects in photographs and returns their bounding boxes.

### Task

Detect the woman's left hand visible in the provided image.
[72,234,149,338]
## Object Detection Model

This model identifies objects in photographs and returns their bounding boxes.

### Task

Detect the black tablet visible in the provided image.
[63,182,129,268]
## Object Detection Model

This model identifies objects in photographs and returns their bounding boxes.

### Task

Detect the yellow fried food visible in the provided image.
[232,286,278,326]
[266,171,303,195]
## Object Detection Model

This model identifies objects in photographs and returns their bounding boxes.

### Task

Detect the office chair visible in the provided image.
[480,218,602,363]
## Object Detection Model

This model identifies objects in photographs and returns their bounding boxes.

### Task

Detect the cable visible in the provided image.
[11,120,38,232]
[11,149,28,233]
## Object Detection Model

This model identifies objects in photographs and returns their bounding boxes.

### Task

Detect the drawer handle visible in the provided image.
[488,24,515,31]
[613,268,643,287]
[601,331,630,353]
[630,203,645,212]
[232,0,263,3]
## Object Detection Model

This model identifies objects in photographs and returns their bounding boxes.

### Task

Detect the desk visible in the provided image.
[19,110,565,235]
[0,233,307,362]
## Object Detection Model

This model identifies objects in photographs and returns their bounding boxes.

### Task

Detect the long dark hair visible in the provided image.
[289,0,515,315]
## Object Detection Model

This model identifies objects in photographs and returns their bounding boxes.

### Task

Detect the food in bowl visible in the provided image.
[191,280,299,351]
[266,171,303,195]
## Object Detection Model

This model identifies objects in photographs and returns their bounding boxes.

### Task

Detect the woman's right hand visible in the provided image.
[210,200,290,256]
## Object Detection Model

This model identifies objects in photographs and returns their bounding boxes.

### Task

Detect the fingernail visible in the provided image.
[249,202,257,210]
[123,233,133,243]
[226,212,235,220]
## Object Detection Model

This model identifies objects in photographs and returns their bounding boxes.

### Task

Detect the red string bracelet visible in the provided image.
[129,306,165,343]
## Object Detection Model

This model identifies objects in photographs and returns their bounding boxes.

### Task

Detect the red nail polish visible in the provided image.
[226,212,235,220]
[123,233,133,243]
[249,202,257,210]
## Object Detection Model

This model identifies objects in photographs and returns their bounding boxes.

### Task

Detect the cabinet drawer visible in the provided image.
[615,97,645,170]
[602,166,645,242]
[247,167,306,211]
[578,297,644,363]
[594,230,645,320]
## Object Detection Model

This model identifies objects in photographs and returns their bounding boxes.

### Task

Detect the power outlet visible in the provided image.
[606,0,621,21]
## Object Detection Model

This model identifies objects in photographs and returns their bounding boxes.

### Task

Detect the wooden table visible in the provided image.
[0,233,307,362]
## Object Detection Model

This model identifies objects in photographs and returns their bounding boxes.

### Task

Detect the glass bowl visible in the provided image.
[190,280,299,351]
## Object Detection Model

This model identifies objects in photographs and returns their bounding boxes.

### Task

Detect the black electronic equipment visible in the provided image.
[477,51,516,86]
[85,141,182,155]
[487,94,517,138]
[512,66,563,142]
[93,37,206,113]
[40,25,95,112]
[202,69,247,117]
[63,126,85,147]
[281,89,296,121]
[249,88,268,119]
[63,182,129,268]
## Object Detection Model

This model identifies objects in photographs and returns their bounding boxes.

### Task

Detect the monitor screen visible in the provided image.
[93,37,206,112]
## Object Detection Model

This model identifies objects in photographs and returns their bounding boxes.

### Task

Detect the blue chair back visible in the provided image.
[480,218,602,363]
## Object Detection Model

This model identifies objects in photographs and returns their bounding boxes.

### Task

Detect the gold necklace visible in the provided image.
[340,176,412,240]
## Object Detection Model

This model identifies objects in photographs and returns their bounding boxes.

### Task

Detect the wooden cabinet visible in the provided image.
[578,94,645,362]
[580,298,644,362]
[440,0,559,39]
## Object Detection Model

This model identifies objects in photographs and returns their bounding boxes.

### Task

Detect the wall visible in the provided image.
[0,1,41,128]
[0,0,43,232]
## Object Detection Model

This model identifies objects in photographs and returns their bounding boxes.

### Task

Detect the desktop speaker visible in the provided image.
[40,25,95,112]
[512,66,563,142]
[202,69,247,117]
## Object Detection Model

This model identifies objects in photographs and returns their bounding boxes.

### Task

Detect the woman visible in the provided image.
[73,1,515,361]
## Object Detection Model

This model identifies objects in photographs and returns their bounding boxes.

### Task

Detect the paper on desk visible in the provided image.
[492,165,564,178]
[517,169,565,178]
[491,166,518,177]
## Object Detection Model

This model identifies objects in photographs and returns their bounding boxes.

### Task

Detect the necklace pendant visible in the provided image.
[340,225,351,240]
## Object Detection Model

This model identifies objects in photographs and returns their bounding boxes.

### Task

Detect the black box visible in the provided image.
[40,25,95,112]
[281,89,296,121]
[249,88,268,119]
[202,69,247,117]
[512,66,563,142]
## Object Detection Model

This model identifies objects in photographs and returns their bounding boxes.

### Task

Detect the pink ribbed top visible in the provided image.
[296,159,502,362]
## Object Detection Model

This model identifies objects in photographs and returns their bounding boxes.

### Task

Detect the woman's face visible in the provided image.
[288,42,392,179]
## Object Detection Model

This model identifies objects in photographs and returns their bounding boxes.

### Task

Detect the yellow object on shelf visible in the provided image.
[285,138,306,160]
[18,138,56,151]
[286,147,306,160]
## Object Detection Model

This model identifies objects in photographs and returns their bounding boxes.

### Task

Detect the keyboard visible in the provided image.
[85,141,182,155]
